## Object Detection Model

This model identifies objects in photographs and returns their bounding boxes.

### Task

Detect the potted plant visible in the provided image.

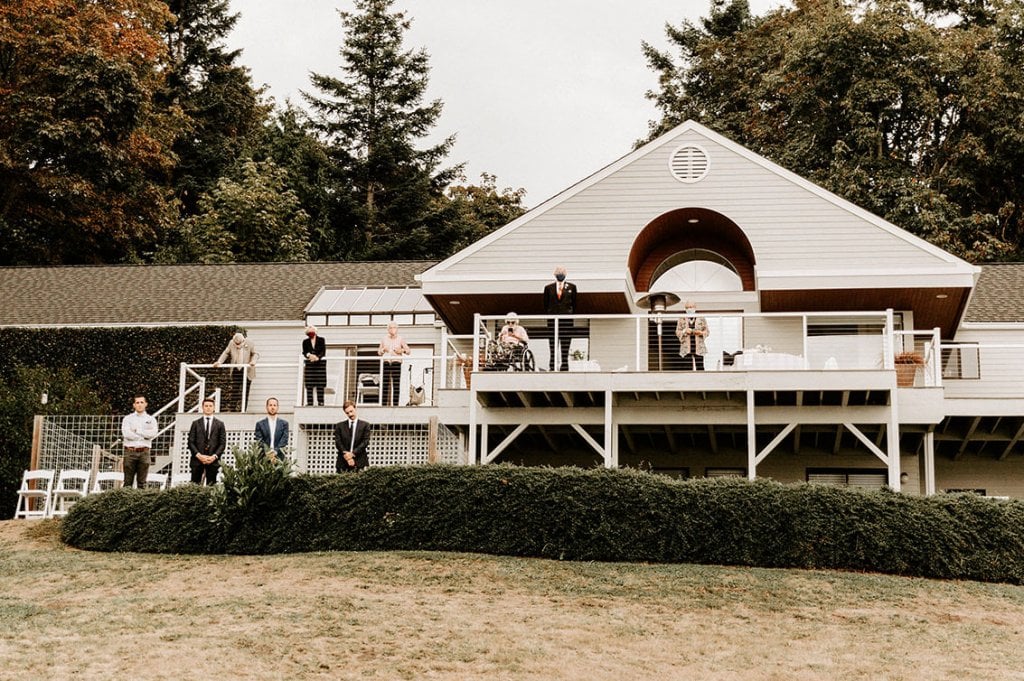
[894,351,925,387]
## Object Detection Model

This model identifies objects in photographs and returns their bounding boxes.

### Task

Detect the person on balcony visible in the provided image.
[543,265,578,371]
[302,326,327,406]
[675,300,709,371]
[213,332,258,411]
[500,312,529,347]
[377,321,410,407]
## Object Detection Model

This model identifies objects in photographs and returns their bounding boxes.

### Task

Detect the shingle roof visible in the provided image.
[0,261,435,326]
[965,263,1024,323]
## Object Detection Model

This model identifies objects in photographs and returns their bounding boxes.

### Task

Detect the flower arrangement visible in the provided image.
[571,349,587,361]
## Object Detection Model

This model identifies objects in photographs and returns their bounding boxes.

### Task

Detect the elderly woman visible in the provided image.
[377,321,410,406]
[302,325,327,406]
[675,300,709,371]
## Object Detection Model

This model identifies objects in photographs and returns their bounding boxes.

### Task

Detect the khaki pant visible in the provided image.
[123,449,151,488]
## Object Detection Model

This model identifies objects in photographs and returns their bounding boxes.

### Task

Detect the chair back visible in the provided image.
[14,469,56,519]
[92,471,123,493]
[144,470,168,490]
[51,470,91,517]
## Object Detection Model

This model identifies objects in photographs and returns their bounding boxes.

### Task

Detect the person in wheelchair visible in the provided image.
[494,312,535,371]
[499,312,529,349]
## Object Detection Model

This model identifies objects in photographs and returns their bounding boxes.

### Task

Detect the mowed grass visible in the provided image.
[2,521,1024,680]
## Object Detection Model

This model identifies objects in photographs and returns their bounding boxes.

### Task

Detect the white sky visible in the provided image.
[227,0,785,207]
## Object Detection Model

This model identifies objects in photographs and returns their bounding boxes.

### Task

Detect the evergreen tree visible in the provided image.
[303,0,461,259]
[162,0,268,215]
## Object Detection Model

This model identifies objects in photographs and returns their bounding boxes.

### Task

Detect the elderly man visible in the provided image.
[214,332,258,411]
[543,265,578,371]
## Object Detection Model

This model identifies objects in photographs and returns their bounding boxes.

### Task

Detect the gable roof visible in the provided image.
[965,264,1024,323]
[0,261,434,327]
[421,119,976,286]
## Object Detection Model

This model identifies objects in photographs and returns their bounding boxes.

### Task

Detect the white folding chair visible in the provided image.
[144,470,168,490]
[92,471,123,493]
[356,373,380,405]
[14,470,56,519]
[50,469,91,517]
[169,473,193,488]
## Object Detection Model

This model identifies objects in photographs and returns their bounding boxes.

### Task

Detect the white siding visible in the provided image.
[434,128,961,286]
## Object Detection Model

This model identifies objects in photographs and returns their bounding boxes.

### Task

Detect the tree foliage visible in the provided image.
[157,158,312,263]
[161,0,268,216]
[0,0,180,264]
[643,0,1024,260]
[303,0,463,259]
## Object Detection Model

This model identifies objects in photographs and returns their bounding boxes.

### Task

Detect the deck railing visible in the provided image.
[470,310,914,377]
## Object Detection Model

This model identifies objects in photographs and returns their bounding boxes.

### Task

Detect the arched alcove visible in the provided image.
[628,208,756,293]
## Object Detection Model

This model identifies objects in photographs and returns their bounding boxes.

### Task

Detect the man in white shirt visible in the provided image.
[121,395,159,488]
[254,397,289,461]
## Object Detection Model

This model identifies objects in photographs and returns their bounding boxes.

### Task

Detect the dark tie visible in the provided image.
[205,418,211,439]
[350,420,357,453]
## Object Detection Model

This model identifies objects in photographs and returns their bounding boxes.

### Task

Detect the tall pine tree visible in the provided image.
[162,0,268,216]
[304,0,461,260]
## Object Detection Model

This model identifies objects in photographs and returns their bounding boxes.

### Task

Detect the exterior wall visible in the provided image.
[246,325,306,411]
[590,317,639,371]
[934,455,1024,498]
[944,326,1024,399]
[436,129,957,283]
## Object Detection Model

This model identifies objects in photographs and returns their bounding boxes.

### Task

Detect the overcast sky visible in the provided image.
[227,0,785,207]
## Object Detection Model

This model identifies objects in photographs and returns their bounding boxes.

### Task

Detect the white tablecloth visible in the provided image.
[733,352,807,370]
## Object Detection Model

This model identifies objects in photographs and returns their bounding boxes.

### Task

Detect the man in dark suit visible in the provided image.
[254,396,289,461]
[543,265,578,371]
[334,399,370,472]
[187,397,226,485]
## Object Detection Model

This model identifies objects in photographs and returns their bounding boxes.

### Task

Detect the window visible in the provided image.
[807,468,888,489]
[705,467,746,478]
[941,345,980,380]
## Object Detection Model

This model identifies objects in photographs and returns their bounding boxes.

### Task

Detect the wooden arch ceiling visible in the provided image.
[629,208,756,293]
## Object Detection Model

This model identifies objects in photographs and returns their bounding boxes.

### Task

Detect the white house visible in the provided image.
[7,121,1024,497]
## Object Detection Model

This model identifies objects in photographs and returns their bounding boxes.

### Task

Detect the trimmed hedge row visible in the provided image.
[61,464,1024,583]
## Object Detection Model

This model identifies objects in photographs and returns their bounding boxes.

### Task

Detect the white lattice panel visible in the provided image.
[172,426,295,475]
[304,422,463,473]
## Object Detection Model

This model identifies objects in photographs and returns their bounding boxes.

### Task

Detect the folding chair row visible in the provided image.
[14,467,178,519]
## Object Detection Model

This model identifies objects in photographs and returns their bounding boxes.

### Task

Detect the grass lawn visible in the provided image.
[2,519,1024,680]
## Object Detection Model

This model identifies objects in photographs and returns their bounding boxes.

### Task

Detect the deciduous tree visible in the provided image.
[643,0,1024,260]
[0,0,180,264]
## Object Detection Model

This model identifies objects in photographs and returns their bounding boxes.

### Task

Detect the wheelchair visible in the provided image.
[484,339,535,372]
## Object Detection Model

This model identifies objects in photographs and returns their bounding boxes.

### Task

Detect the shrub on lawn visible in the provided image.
[61,465,1024,583]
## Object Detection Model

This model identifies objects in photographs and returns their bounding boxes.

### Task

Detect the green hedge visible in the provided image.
[0,326,239,410]
[61,464,1024,584]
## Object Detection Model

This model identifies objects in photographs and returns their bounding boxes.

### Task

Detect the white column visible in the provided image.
[924,430,936,496]
[746,389,756,480]
[888,385,902,491]
[605,390,615,468]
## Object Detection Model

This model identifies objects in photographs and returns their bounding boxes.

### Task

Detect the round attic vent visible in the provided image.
[669,144,710,184]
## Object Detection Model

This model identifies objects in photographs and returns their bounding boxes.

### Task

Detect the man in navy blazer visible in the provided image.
[187,397,227,485]
[254,396,289,460]
[334,399,370,472]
